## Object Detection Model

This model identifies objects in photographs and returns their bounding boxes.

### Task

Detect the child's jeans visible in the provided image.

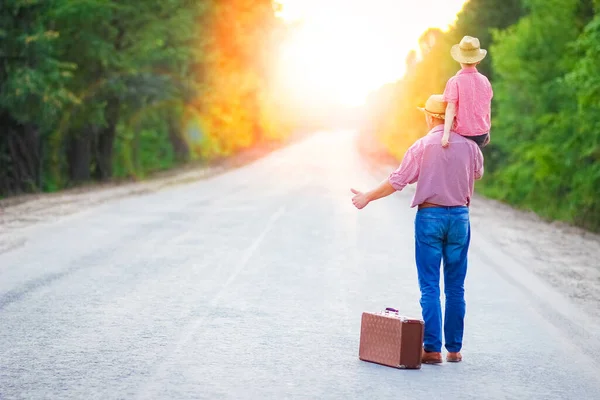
[462,132,489,148]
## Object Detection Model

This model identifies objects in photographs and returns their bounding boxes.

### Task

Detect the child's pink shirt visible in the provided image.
[442,67,493,136]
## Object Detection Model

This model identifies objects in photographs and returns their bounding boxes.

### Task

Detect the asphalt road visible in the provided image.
[1,131,599,400]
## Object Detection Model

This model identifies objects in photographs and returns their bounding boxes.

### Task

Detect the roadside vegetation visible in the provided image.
[1,0,291,196]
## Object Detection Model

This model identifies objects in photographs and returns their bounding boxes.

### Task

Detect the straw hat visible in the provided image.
[417,94,446,120]
[451,36,487,64]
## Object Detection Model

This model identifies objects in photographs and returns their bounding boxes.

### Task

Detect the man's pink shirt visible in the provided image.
[443,66,493,136]
[388,126,484,208]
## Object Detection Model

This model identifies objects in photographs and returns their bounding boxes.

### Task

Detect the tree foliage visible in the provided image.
[0,0,289,195]
[485,0,599,230]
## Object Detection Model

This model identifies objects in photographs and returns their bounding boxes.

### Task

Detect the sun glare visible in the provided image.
[275,0,469,107]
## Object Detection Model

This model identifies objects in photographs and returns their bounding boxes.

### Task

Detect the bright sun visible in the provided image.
[275,0,469,107]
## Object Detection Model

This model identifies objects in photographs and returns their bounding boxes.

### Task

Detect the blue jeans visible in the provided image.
[414,206,470,353]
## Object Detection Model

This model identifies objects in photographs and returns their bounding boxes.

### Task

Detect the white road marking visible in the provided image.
[211,206,286,304]
[135,206,286,398]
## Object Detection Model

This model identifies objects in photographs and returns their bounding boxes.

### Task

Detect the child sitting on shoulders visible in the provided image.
[441,36,493,148]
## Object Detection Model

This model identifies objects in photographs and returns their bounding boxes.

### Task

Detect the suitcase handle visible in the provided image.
[385,307,399,313]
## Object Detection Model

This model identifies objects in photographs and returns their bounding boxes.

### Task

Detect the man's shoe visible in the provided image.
[421,350,443,364]
[446,352,462,362]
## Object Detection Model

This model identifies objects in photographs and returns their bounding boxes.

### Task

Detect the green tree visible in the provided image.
[1,0,287,196]
[50,0,201,182]
[564,12,600,228]
[451,0,523,78]
[480,0,598,229]
[0,0,77,193]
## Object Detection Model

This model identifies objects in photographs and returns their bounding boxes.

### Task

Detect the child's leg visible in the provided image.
[442,102,457,147]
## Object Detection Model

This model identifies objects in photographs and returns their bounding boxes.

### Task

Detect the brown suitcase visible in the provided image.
[358,307,425,369]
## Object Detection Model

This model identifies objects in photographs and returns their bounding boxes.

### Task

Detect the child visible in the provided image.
[441,36,493,148]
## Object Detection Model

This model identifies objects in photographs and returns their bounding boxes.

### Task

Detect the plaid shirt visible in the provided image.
[388,125,484,207]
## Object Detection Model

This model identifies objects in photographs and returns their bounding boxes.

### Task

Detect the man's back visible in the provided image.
[412,127,483,207]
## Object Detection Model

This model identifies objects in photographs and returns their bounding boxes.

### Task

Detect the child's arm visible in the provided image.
[442,102,457,147]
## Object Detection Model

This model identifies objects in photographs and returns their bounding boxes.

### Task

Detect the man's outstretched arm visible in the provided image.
[350,139,423,210]
[350,180,396,209]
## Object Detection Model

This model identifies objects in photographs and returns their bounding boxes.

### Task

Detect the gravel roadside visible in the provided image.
[0,139,295,254]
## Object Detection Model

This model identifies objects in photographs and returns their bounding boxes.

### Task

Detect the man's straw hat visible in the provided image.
[417,94,446,120]
[451,36,487,64]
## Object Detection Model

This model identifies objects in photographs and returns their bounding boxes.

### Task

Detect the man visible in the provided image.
[350,94,484,364]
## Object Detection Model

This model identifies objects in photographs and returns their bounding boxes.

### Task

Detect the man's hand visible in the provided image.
[350,180,396,209]
[351,188,370,209]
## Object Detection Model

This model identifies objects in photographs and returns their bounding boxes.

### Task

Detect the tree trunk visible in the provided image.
[94,99,120,181]
[133,124,141,177]
[0,111,41,195]
[168,115,189,163]
[250,89,263,144]
[22,124,41,185]
[67,129,92,183]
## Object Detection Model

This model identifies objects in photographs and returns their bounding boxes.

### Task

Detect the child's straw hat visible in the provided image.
[451,36,487,64]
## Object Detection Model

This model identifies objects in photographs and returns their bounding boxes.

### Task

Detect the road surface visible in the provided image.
[1,131,599,399]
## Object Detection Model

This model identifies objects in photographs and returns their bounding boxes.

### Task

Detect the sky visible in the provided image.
[275,0,469,107]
